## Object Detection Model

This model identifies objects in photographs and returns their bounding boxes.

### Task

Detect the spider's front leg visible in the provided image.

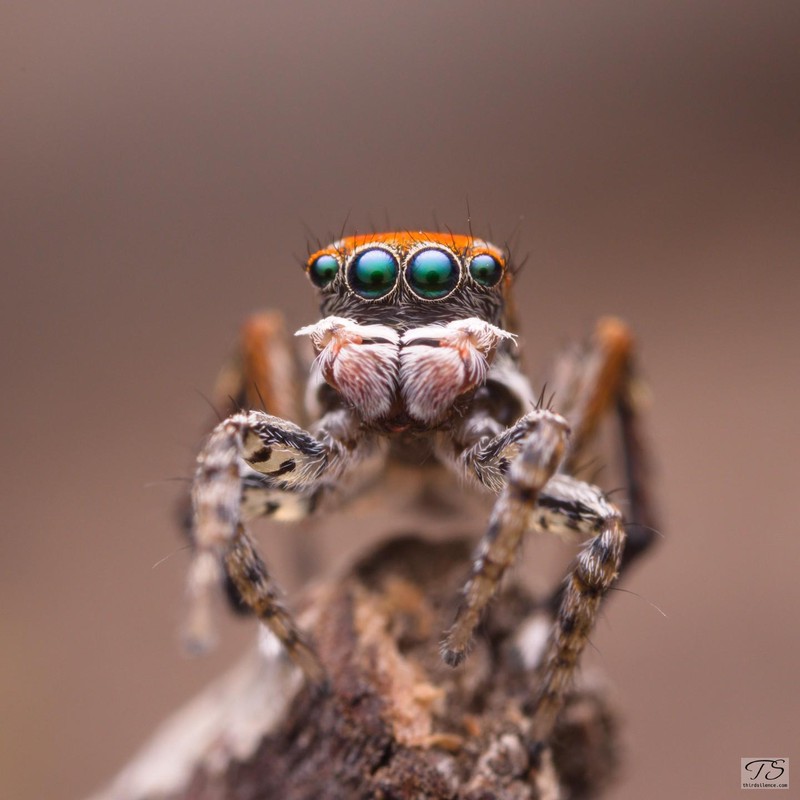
[440,408,625,744]
[441,408,572,666]
[185,408,366,683]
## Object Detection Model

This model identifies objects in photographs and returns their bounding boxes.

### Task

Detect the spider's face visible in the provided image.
[299,232,516,431]
[303,232,511,329]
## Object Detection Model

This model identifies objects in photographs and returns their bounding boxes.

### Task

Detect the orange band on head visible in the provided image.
[307,231,506,270]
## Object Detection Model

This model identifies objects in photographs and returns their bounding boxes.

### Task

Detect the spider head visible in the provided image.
[299,232,517,431]
[303,232,512,329]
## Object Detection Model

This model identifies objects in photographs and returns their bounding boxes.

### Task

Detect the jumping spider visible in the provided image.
[184,231,656,744]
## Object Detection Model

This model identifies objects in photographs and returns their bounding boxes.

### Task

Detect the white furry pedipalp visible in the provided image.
[399,319,516,424]
[297,316,515,425]
[296,317,400,421]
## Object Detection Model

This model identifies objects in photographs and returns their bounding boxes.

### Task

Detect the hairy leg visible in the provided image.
[438,349,630,743]
[548,316,659,571]
[185,408,377,681]
[224,523,325,682]
[443,421,626,742]
[522,475,625,743]
[441,409,570,666]
[180,311,315,610]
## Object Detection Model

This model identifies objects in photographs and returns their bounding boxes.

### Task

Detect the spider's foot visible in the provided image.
[440,645,468,668]
[440,623,474,668]
[181,595,218,656]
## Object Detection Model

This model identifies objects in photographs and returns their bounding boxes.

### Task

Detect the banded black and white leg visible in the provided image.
[523,474,625,743]
[440,408,574,665]
[439,407,625,744]
[515,318,652,742]
[185,408,376,682]
[179,311,314,611]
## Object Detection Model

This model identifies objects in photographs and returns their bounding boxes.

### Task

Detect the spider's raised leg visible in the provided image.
[185,407,377,683]
[549,316,659,572]
[179,311,311,611]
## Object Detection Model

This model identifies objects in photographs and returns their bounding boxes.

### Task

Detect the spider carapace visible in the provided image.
[185,230,656,745]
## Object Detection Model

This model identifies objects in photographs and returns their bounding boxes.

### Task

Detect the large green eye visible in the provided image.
[348,248,398,299]
[406,248,459,299]
[308,254,339,287]
[469,253,503,287]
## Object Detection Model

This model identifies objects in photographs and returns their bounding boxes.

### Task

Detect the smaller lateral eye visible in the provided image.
[469,253,503,287]
[308,254,339,287]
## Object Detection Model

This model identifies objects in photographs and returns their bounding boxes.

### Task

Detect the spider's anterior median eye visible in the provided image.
[349,248,398,299]
[308,254,339,287]
[406,248,460,299]
[469,253,504,287]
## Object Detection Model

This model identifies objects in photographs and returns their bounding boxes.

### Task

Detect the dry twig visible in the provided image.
[92,536,619,800]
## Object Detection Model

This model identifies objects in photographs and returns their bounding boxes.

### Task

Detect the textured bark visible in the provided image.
[92,537,619,800]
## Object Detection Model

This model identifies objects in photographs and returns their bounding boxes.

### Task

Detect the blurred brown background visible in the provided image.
[2,2,798,798]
